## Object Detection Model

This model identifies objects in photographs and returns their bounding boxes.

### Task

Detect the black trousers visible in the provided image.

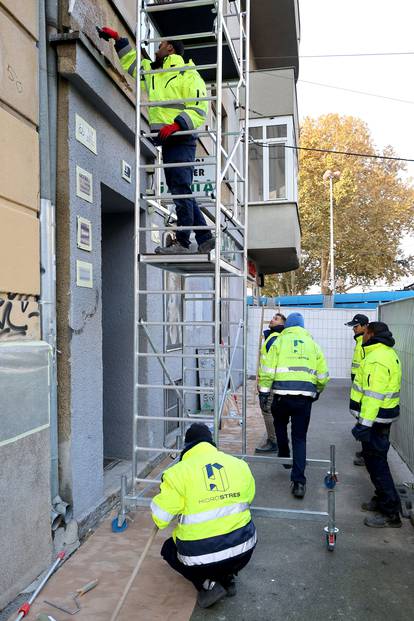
[272,395,313,484]
[361,424,401,516]
[161,537,254,591]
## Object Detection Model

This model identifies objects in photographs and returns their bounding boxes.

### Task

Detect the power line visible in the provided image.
[254,52,414,59]
[248,137,414,163]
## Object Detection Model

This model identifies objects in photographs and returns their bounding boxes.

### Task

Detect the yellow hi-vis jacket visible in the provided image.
[351,334,364,379]
[258,329,283,393]
[258,326,329,397]
[115,39,208,133]
[151,442,256,566]
[349,342,401,426]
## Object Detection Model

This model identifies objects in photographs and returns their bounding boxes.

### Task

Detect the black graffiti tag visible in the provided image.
[0,294,40,336]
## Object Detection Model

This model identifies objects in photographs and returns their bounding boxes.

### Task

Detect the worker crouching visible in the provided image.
[151,423,256,608]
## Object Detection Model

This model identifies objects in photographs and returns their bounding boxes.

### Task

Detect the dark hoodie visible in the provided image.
[363,325,395,349]
[263,324,285,340]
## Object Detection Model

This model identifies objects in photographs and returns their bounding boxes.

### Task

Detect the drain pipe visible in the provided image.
[39,0,59,503]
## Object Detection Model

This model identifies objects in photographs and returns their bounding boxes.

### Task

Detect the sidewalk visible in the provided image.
[9,380,414,621]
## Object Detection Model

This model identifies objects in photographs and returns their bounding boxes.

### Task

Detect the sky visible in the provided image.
[297,0,414,289]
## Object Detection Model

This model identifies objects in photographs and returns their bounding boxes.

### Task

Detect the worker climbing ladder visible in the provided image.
[114,0,339,552]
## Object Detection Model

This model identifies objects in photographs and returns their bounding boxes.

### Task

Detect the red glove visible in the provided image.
[97,26,119,41]
[158,122,181,142]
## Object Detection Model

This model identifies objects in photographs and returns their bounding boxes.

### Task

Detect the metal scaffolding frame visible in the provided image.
[115,0,338,551]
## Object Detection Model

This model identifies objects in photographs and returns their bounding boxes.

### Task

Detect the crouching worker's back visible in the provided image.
[151,423,257,609]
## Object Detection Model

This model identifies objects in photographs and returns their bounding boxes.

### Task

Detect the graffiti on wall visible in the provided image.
[0,293,40,341]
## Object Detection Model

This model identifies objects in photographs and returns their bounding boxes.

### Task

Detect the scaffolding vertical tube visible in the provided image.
[213,0,224,447]
[132,0,144,493]
[241,1,250,455]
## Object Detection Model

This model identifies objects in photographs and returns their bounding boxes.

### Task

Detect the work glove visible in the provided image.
[258,392,270,410]
[351,423,371,443]
[158,122,181,143]
[312,392,320,402]
[96,26,120,41]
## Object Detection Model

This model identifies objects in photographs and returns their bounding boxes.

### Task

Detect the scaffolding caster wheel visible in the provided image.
[112,517,128,533]
[324,527,338,551]
[324,473,337,489]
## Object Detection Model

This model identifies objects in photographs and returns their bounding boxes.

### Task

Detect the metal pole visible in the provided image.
[213,0,224,447]
[329,176,335,296]
[218,320,243,422]
[132,0,143,494]
[241,0,250,455]
[117,474,128,528]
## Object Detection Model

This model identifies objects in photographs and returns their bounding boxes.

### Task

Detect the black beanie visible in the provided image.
[184,423,213,446]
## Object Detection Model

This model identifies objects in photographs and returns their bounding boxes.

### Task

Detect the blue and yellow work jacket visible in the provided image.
[151,442,256,566]
[115,38,208,133]
[350,341,401,426]
[258,326,329,397]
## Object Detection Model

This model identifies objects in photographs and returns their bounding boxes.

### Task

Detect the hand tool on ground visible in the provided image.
[13,552,65,620]
[44,578,99,615]
[110,525,158,621]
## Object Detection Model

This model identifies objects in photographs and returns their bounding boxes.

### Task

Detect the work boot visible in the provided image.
[197,581,227,608]
[225,579,237,597]
[353,452,365,467]
[198,237,216,253]
[255,439,278,453]
[291,482,306,498]
[155,240,193,254]
[361,498,380,512]
[364,513,402,528]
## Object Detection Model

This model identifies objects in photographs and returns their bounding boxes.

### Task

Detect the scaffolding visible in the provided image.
[115,0,338,551]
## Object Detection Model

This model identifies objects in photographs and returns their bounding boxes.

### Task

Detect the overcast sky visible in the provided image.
[297,0,414,288]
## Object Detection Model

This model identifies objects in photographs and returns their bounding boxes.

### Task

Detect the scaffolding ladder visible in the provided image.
[115,0,339,552]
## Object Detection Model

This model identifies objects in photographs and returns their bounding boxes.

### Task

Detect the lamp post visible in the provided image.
[323,170,341,296]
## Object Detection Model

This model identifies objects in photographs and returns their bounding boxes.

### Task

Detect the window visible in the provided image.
[248,117,297,203]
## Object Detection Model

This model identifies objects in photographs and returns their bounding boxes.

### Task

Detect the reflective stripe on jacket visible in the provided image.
[257,330,281,393]
[349,342,401,426]
[116,39,208,132]
[258,326,329,397]
[151,442,256,566]
[351,334,364,377]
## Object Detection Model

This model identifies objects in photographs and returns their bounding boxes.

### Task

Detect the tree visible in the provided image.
[263,114,414,295]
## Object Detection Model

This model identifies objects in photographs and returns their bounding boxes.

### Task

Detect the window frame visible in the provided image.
[249,116,297,203]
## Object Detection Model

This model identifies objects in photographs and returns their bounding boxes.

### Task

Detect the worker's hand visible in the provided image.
[158,122,181,143]
[312,392,320,402]
[258,392,269,409]
[351,423,371,442]
[96,26,120,41]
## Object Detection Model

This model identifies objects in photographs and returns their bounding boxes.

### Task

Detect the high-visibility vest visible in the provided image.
[258,326,329,397]
[351,334,364,378]
[116,40,208,133]
[257,329,282,392]
[349,342,401,426]
[151,442,256,566]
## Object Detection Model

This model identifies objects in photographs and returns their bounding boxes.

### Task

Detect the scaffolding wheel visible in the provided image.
[324,473,337,489]
[112,517,128,533]
[324,527,339,551]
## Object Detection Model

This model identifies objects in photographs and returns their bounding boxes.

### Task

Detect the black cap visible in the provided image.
[184,423,213,446]
[168,40,185,57]
[345,313,369,327]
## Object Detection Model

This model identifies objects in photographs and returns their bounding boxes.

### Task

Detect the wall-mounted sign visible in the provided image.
[77,216,92,251]
[121,159,132,183]
[76,166,93,203]
[76,260,93,288]
[75,114,97,154]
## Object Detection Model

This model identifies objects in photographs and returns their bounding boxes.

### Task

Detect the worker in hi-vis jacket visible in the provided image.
[150,423,256,609]
[98,27,215,255]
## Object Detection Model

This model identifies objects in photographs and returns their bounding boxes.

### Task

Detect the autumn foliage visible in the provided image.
[265,114,414,295]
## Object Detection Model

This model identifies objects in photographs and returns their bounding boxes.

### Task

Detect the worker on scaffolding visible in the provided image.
[256,312,286,453]
[350,321,402,528]
[98,27,215,255]
[259,312,330,498]
[345,313,369,467]
[150,423,256,608]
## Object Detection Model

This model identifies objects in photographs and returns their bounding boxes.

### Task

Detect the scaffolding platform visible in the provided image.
[145,0,242,82]
[139,252,243,275]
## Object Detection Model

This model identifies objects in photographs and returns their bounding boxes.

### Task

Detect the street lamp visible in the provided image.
[323,169,341,296]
